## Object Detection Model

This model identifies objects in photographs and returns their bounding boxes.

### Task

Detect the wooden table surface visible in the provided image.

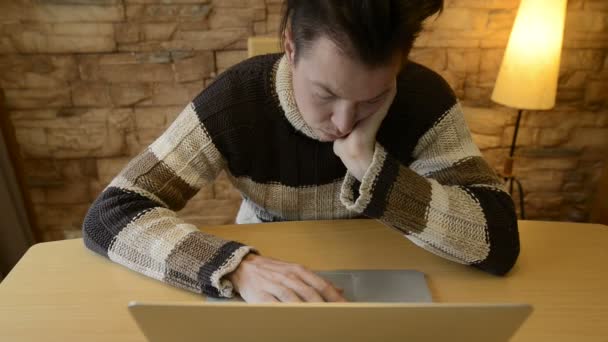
[0,219,607,341]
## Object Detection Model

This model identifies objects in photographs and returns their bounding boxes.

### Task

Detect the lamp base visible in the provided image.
[503,175,526,220]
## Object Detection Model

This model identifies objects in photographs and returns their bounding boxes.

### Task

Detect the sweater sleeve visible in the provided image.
[82,101,255,298]
[339,102,520,276]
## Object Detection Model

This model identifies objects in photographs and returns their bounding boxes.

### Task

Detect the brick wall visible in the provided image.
[0,0,606,241]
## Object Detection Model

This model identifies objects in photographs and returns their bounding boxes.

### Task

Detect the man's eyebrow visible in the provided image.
[312,80,390,102]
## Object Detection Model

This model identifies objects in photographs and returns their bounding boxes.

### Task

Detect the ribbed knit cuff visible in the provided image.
[340,143,398,218]
[199,243,258,298]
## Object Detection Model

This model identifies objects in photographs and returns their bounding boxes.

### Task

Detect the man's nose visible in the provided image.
[332,103,356,136]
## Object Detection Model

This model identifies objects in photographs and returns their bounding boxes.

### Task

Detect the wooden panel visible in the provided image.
[248,36,281,57]
[590,164,608,224]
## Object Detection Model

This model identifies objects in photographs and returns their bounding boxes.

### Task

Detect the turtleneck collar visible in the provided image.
[274,54,320,140]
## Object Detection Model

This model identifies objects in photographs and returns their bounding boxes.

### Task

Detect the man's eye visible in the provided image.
[317,93,335,101]
[366,97,383,105]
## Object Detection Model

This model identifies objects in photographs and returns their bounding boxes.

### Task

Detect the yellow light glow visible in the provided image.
[491,0,567,110]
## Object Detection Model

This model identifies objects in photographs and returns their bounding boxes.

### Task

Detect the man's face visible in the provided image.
[285,34,401,142]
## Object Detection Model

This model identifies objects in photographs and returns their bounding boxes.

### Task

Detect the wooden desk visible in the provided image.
[0,220,607,341]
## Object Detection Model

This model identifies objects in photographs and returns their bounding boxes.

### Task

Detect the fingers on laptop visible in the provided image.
[261,261,347,302]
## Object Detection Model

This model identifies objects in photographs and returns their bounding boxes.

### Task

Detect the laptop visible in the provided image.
[207,269,433,303]
[128,269,532,341]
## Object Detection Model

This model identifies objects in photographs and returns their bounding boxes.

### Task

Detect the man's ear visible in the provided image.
[283,27,296,66]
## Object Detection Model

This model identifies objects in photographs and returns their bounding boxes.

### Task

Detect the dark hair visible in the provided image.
[280,0,443,67]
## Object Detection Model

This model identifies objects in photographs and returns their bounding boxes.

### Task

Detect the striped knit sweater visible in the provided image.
[83,53,520,298]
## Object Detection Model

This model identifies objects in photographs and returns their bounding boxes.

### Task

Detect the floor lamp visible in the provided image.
[491,0,568,219]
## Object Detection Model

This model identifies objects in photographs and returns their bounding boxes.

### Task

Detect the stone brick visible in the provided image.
[521,170,567,192]
[563,31,608,49]
[14,128,50,158]
[487,9,516,30]
[463,106,515,135]
[40,231,66,242]
[568,0,584,10]
[514,156,579,171]
[462,86,493,105]
[556,89,586,103]
[63,230,83,240]
[22,159,97,186]
[446,0,520,9]
[126,4,211,22]
[479,29,511,48]
[471,133,502,149]
[447,49,480,73]
[560,49,605,71]
[480,148,509,170]
[266,13,282,34]
[436,69,465,96]
[524,192,564,208]
[212,0,266,8]
[79,53,175,83]
[134,107,172,129]
[538,128,572,147]
[502,126,539,147]
[4,88,71,109]
[34,203,90,230]
[0,55,78,89]
[253,21,267,35]
[0,1,124,23]
[114,23,140,44]
[266,2,282,14]
[597,111,608,127]
[178,199,241,226]
[518,147,580,158]
[586,0,608,11]
[15,108,135,158]
[71,82,112,107]
[213,171,241,200]
[584,80,608,107]
[173,51,215,82]
[45,182,91,205]
[97,157,130,183]
[567,128,608,149]
[565,11,607,33]
[167,28,250,50]
[9,109,58,121]
[414,30,482,48]
[409,48,447,72]
[109,83,152,106]
[6,23,115,53]
[216,50,247,70]
[136,81,204,106]
[209,8,263,29]
[142,23,178,41]
[432,8,489,31]
[558,70,588,89]
[478,49,504,87]
[0,36,16,54]
[133,126,163,147]
[125,0,213,3]
[116,41,163,52]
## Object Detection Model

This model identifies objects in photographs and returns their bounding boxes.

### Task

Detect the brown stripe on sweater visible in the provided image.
[164,231,233,292]
[123,150,197,209]
[381,165,433,234]
[426,156,502,186]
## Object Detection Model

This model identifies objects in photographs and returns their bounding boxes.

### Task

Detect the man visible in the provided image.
[83,0,519,303]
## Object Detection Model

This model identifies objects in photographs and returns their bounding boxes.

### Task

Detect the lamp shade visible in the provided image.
[491,0,567,110]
